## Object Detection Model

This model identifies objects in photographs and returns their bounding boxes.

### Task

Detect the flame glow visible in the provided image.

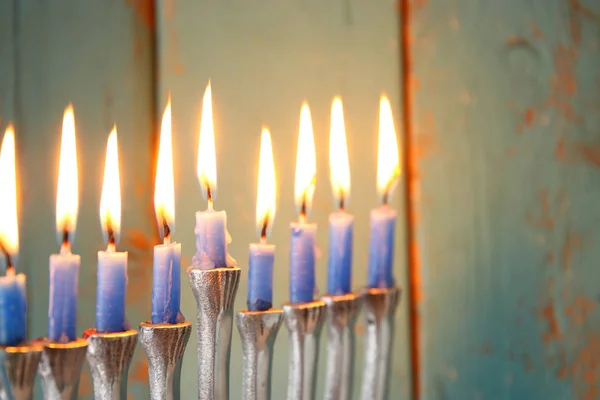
[256,128,276,239]
[0,126,18,256]
[56,105,79,244]
[329,97,351,208]
[196,82,217,204]
[294,103,317,217]
[154,99,175,239]
[99,127,121,244]
[377,96,401,203]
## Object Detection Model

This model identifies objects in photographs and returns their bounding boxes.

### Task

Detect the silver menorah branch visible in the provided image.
[38,338,88,400]
[283,300,326,400]
[360,287,401,400]
[321,293,362,400]
[236,309,284,400]
[0,343,42,400]
[139,321,191,400]
[188,266,241,400]
[85,329,138,400]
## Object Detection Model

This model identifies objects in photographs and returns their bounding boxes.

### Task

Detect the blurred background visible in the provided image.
[1,0,600,399]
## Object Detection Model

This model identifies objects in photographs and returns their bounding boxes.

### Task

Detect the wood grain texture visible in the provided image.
[6,1,156,398]
[407,0,600,398]
[155,0,410,398]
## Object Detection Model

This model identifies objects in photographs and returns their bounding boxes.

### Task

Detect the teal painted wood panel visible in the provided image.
[407,0,600,399]
[8,1,156,398]
[156,0,410,399]
[0,0,15,122]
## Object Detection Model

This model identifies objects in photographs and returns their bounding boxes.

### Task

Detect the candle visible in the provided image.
[48,105,81,342]
[289,103,317,304]
[151,99,182,324]
[327,97,354,295]
[193,82,236,269]
[0,126,27,346]
[367,96,401,289]
[247,128,277,311]
[96,127,128,333]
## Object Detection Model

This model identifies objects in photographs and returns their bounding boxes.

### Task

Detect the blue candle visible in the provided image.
[367,95,401,289]
[247,128,277,311]
[328,212,353,294]
[248,243,275,311]
[49,105,81,342]
[367,206,396,288]
[152,99,182,324]
[290,103,317,304]
[96,127,128,333]
[48,252,80,342]
[96,249,127,332]
[0,125,27,346]
[290,222,317,303]
[327,97,353,295]
[0,271,27,346]
[193,82,236,269]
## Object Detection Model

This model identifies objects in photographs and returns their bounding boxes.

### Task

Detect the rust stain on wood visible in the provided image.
[566,296,596,326]
[125,0,155,29]
[561,232,582,270]
[541,301,563,343]
[131,357,150,383]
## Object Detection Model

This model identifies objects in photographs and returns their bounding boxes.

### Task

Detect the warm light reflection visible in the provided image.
[154,99,175,240]
[197,82,217,206]
[329,97,351,209]
[0,126,18,257]
[56,105,79,244]
[99,127,121,245]
[294,103,316,218]
[377,95,401,204]
[256,128,276,240]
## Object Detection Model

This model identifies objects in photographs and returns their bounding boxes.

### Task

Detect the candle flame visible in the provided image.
[329,97,350,209]
[56,105,79,246]
[256,128,276,239]
[377,95,401,204]
[0,126,18,258]
[99,127,121,245]
[196,82,217,206]
[154,99,175,240]
[294,103,316,218]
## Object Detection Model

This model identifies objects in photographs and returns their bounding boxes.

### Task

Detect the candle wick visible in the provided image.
[339,192,345,211]
[260,214,269,241]
[382,191,389,206]
[206,184,212,204]
[107,225,116,248]
[62,228,70,247]
[161,214,171,243]
[0,242,13,273]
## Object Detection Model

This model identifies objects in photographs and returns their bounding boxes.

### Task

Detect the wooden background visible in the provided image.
[1,0,599,399]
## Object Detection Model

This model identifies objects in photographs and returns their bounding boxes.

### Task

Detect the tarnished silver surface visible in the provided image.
[360,287,401,400]
[85,329,138,400]
[38,338,88,400]
[0,343,42,400]
[139,321,191,400]
[321,293,363,400]
[283,300,326,400]
[188,266,241,400]
[236,309,284,400]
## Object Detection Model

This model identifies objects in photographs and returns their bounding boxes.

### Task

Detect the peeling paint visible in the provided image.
[541,301,563,343]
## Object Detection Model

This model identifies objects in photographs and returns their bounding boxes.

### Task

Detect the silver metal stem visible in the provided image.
[187,266,241,400]
[321,293,362,400]
[236,309,284,400]
[0,343,42,400]
[139,321,191,400]
[360,287,401,400]
[38,338,88,400]
[85,329,138,400]
[283,300,326,400]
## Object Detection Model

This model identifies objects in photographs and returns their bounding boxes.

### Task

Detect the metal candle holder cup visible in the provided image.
[283,300,326,400]
[38,338,88,400]
[84,329,138,400]
[188,266,241,400]
[0,343,43,400]
[236,309,284,400]
[360,287,401,400]
[139,321,191,400]
[321,293,363,400]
